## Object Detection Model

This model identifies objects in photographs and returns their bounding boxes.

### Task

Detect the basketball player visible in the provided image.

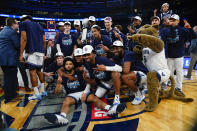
[82,45,122,104]
[111,41,148,105]
[19,15,47,100]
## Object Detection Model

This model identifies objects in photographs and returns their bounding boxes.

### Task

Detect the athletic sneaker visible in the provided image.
[44,113,68,125]
[175,88,185,97]
[41,91,48,97]
[184,75,191,80]
[131,90,145,105]
[28,94,42,101]
[107,103,126,116]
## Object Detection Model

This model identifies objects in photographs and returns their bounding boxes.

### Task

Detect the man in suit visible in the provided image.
[0,18,20,103]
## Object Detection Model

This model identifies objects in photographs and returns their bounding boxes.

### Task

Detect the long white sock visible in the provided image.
[33,86,40,95]
[40,83,45,92]
[60,112,67,118]
[115,95,120,101]
[104,105,111,111]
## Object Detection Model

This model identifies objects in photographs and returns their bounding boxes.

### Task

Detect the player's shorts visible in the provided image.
[25,52,44,69]
[95,80,113,98]
[67,91,84,103]
[134,71,147,86]
[156,69,170,83]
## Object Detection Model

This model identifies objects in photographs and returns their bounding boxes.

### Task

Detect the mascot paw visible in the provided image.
[144,104,157,112]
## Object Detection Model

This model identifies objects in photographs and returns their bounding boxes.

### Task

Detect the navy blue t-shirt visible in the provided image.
[72,31,82,47]
[19,21,44,53]
[101,28,117,43]
[120,32,129,50]
[162,26,191,58]
[123,50,148,74]
[62,71,86,94]
[84,56,115,82]
[44,62,62,74]
[91,35,112,55]
[159,27,169,58]
[56,33,75,56]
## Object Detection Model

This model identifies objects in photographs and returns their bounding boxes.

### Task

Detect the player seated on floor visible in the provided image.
[43,52,64,93]
[82,45,122,104]
[100,40,148,105]
[44,57,126,125]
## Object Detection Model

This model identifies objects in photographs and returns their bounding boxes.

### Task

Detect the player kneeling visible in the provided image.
[44,57,126,125]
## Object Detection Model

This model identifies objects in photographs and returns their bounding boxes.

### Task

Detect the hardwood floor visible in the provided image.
[0,69,197,131]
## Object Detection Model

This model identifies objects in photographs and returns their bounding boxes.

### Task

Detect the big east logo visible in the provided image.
[91,98,111,119]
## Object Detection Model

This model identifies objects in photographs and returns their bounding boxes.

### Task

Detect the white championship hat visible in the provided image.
[58,22,65,26]
[55,52,64,57]
[74,48,83,57]
[20,15,28,19]
[88,16,96,22]
[64,21,71,25]
[162,3,169,7]
[104,16,112,22]
[151,16,161,22]
[82,45,94,55]
[133,16,142,22]
[113,40,124,47]
[169,14,180,20]
[74,20,80,26]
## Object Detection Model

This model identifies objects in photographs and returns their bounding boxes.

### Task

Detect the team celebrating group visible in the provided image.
[0,2,196,125]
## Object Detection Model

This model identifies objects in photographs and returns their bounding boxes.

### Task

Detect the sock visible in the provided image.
[104,105,111,111]
[115,94,120,101]
[40,83,45,92]
[33,86,40,95]
[60,112,67,118]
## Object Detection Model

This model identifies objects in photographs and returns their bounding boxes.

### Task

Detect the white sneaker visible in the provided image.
[131,90,145,105]
[107,103,126,116]
[44,113,68,125]
[28,94,42,101]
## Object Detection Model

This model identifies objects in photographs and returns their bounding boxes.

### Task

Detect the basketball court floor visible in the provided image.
[0,69,197,131]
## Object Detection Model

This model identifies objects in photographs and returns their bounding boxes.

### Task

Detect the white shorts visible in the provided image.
[157,69,170,83]
[25,52,44,69]
[95,80,113,98]
[67,91,84,102]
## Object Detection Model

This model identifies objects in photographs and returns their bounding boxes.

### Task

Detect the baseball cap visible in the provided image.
[64,21,71,25]
[169,14,180,20]
[113,40,123,47]
[151,16,160,22]
[104,17,112,22]
[74,48,83,57]
[162,3,169,7]
[82,45,94,55]
[133,16,142,22]
[74,20,80,26]
[91,25,101,31]
[20,15,32,21]
[55,52,64,57]
[89,16,96,22]
[58,22,65,26]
